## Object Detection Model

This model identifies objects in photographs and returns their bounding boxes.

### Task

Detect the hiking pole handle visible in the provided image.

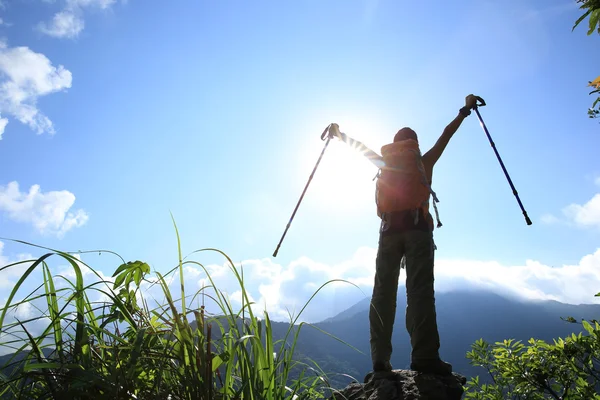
[321,123,340,141]
[473,106,532,226]
[320,124,330,141]
[273,124,334,257]
[475,96,486,107]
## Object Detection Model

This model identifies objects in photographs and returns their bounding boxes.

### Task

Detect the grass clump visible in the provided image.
[0,223,356,399]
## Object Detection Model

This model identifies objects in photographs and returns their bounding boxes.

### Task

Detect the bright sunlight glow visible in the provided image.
[297,121,385,213]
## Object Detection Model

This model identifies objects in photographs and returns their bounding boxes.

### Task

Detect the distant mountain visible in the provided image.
[2,290,598,391]
[290,289,600,387]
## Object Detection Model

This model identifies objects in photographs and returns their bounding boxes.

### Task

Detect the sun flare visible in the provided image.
[298,129,382,212]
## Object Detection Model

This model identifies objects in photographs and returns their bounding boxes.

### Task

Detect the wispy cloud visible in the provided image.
[0,181,88,237]
[0,242,58,355]
[0,41,72,137]
[435,251,600,306]
[543,192,600,229]
[38,0,118,39]
[157,246,600,323]
[0,116,7,139]
[563,194,600,229]
[2,243,600,326]
[38,9,85,39]
[540,213,560,225]
[0,241,33,289]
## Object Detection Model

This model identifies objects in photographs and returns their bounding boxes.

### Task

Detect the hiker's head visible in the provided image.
[394,127,417,143]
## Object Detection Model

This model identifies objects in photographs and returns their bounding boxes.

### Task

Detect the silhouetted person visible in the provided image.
[328,94,478,376]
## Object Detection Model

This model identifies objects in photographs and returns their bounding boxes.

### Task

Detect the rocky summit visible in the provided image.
[330,369,467,400]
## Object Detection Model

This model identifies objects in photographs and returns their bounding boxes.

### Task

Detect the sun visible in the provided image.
[298,130,382,212]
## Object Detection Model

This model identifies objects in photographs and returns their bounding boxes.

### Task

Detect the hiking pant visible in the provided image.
[369,229,441,364]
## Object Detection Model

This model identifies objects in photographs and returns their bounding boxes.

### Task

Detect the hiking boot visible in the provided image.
[364,361,394,383]
[410,358,452,375]
[373,360,393,372]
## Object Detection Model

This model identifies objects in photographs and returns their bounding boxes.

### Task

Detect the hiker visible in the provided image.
[328,94,479,376]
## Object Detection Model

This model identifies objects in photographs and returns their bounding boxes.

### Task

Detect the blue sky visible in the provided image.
[1,0,600,326]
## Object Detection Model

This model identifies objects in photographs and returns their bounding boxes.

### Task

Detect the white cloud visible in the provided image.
[541,190,600,229]
[69,0,116,8]
[38,0,118,39]
[0,241,43,356]
[3,241,600,330]
[172,246,600,323]
[57,254,108,280]
[0,181,89,237]
[563,194,600,229]
[435,251,600,306]
[0,241,33,289]
[230,289,255,307]
[185,254,370,322]
[0,41,72,136]
[13,301,34,319]
[184,265,202,278]
[540,213,560,225]
[38,10,85,39]
[54,253,116,304]
[0,115,7,139]
[0,249,108,356]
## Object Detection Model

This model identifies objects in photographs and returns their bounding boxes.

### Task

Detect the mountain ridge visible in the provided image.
[2,289,598,390]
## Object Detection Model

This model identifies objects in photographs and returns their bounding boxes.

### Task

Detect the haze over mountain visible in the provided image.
[287,289,600,386]
[2,288,598,390]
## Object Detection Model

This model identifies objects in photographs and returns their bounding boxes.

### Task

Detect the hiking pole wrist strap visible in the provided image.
[459,106,472,118]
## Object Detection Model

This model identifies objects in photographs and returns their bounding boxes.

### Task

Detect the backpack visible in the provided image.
[375,139,442,228]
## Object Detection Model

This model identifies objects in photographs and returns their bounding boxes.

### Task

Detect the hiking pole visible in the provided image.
[473,97,532,226]
[273,124,334,257]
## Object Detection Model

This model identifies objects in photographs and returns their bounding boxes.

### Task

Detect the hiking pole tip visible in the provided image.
[473,99,533,228]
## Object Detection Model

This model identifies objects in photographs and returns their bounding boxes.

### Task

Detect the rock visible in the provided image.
[330,369,466,400]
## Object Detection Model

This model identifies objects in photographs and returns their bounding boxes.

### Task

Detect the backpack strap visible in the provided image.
[413,149,443,229]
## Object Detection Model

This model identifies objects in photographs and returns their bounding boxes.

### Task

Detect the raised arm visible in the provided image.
[422,95,478,167]
[328,124,385,168]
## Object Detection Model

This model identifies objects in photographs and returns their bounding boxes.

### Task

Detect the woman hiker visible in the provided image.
[328,94,479,376]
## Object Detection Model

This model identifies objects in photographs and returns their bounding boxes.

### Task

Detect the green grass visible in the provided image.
[0,221,361,399]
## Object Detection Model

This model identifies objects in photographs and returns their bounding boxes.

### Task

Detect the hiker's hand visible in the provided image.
[328,123,342,139]
[465,94,478,110]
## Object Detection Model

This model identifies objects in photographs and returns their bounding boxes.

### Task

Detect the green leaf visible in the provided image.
[113,272,126,290]
[582,319,594,335]
[212,352,227,371]
[576,376,588,387]
[23,363,82,371]
[112,262,130,277]
[112,260,150,290]
[588,9,600,35]
[124,273,133,288]
[133,268,142,286]
[573,9,592,31]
